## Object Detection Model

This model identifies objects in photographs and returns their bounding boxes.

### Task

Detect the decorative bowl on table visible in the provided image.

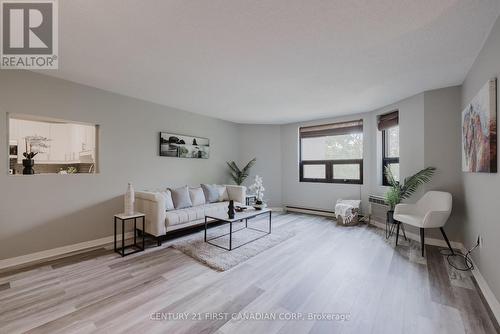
[235,206,248,212]
[253,202,267,210]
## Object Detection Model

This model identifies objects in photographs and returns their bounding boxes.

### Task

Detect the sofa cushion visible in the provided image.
[170,186,192,209]
[165,201,241,227]
[189,187,206,206]
[216,185,229,202]
[160,189,175,211]
[201,184,219,203]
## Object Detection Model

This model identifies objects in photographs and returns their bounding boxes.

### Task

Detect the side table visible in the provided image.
[114,212,145,257]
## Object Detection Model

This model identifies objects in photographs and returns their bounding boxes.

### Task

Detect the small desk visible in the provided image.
[114,212,145,257]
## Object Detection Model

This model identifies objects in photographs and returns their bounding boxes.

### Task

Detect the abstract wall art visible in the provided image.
[462,79,497,173]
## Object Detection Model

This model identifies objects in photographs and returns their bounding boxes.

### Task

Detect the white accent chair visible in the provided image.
[393,191,453,257]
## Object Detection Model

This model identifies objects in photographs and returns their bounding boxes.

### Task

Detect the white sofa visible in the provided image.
[135,185,246,245]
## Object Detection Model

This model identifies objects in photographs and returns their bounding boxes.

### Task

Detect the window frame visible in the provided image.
[298,122,363,185]
[382,127,399,186]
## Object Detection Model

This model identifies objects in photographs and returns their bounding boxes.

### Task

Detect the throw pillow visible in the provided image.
[201,184,219,203]
[189,187,206,206]
[216,185,229,202]
[169,186,193,209]
[160,189,175,211]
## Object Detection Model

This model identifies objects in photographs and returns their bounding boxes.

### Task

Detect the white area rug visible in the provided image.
[172,220,295,271]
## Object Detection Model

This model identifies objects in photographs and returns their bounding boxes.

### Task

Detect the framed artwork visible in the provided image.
[159,132,209,159]
[462,79,497,173]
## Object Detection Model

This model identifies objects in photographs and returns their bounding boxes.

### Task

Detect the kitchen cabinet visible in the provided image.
[9,119,96,164]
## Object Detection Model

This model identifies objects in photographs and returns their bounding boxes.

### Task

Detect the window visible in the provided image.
[299,120,363,184]
[378,111,399,186]
[8,114,99,175]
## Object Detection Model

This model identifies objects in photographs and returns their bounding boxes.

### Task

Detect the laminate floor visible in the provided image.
[0,213,498,334]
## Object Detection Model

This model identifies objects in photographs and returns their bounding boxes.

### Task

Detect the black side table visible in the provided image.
[114,212,145,257]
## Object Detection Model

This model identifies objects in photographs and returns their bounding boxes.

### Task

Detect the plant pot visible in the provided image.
[387,210,395,225]
[22,159,35,175]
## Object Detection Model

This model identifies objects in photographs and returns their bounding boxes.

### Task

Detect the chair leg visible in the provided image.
[440,227,454,255]
[395,222,400,246]
[420,228,425,257]
[401,223,407,241]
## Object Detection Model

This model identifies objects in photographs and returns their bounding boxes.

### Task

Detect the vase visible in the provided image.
[228,200,235,219]
[22,159,35,175]
[124,183,135,216]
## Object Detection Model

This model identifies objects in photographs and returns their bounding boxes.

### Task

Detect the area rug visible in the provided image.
[171,220,295,271]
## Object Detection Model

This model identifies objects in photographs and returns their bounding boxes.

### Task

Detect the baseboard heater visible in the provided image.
[285,205,335,217]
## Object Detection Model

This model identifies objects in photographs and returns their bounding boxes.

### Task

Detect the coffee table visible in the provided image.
[204,208,272,251]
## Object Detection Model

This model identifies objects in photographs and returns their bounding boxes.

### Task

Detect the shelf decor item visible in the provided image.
[124,183,135,216]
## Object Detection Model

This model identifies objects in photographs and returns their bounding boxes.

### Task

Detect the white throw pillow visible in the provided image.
[161,189,175,211]
[189,187,206,206]
[170,186,193,209]
[216,185,229,202]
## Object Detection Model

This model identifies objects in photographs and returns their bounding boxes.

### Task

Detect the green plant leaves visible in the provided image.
[226,158,256,185]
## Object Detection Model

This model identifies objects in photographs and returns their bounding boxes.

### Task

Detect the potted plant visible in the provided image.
[384,166,436,224]
[226,158,256,185]
[249,175,266,210]
[22,136,50,175]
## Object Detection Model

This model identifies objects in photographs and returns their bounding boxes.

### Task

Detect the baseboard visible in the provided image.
[0,232,133,270]
[285,206,335,217]
[466,252,500,327]
[269,207,284,212]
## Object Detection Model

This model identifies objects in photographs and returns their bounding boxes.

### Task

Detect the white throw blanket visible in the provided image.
[335,199,361,224]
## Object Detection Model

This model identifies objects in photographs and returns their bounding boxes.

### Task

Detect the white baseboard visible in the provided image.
[0,232,133,270]
[269,207,284,212]
[285,206,335,218]
[466,252,500,326]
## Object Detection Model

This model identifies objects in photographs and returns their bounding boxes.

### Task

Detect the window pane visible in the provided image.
[388,163,400,182]
[303,165,326,179]
[386,126,399,158]
[301,133,363,160]
[333,164,360,180]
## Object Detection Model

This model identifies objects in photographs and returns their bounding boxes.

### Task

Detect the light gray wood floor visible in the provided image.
[0,213,498,334]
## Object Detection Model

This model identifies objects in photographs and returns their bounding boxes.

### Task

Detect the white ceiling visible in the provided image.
[45,0,500,124]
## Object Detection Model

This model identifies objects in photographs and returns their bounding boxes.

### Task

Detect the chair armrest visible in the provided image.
[225,185,246,204]
[135,191,166,236]
[423,210,451,228]
[394,204,415,215]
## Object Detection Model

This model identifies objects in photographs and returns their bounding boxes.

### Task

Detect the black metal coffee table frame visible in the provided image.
[204,210,272,251]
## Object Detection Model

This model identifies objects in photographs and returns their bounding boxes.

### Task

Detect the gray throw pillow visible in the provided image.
[201,184,219,203]
[169,186,193,209]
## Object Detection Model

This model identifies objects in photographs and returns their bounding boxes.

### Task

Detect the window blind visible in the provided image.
[299,119,363,138]
[377,111,399,131]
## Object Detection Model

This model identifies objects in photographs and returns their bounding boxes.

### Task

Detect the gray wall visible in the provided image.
[236,124,282,207]
[424,86,463,242]
[0,71,240,260]
[461,15,500,300]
